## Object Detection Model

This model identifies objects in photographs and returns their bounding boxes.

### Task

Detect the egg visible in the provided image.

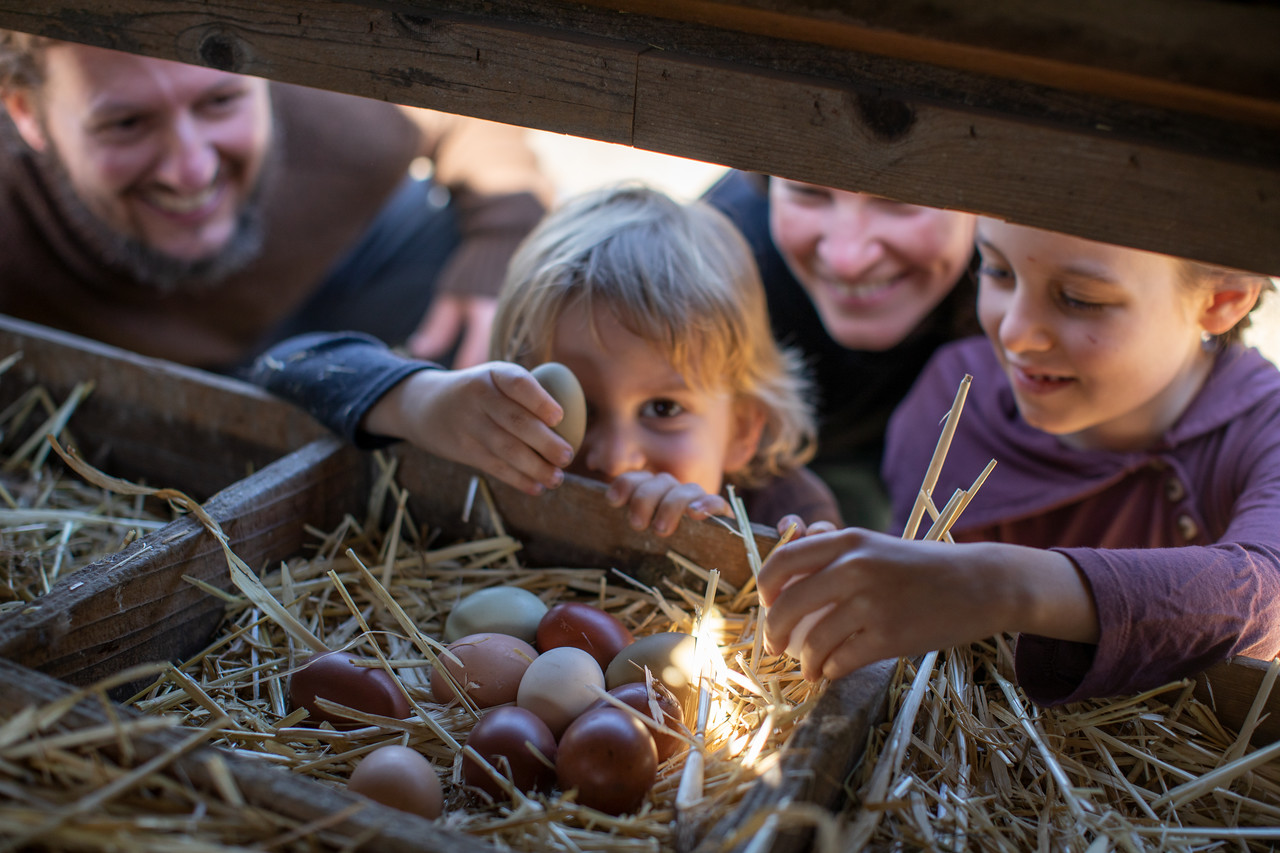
[586,680,688,762]
[532,362,586,453]
[462,706,558,799]
[516,646,605,737]
[430,633,538,708]
[347,744,443,819]
[289,650,411,727]
[605,632,700,710]
[444,586,548,644]
[536,601,634,670]
[556,706,658,815]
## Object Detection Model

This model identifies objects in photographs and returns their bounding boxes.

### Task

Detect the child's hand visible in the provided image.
[757,529,1015,682]
[362,363,574,496]
[605,471,731,537]
[774,513,837,539]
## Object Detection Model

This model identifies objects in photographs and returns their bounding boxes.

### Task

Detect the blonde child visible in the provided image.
[759,218,1280,705]
[251,185,840,534]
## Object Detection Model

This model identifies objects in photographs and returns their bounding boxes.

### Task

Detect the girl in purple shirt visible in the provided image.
[758,218,1279,705]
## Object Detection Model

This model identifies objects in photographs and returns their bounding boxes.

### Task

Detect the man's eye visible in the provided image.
[976,264,1011,282]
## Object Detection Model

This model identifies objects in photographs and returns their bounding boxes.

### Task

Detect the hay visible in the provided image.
[0,353,173,612]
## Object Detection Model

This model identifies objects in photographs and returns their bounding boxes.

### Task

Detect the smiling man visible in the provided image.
[0,34,550,372]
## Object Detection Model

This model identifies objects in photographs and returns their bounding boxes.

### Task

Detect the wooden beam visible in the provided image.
[0,0,1277,272]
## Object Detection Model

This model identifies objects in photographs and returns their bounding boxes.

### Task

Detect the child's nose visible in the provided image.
[998,291,1054,353]
[582,422,646,480]
[153,115,219,191]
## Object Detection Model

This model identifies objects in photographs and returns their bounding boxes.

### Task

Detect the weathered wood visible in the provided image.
[0,656,493,853]
[0,1,1277,272]
[690,658,897,853]
[1194,656,1280,747]
[0,437,366,691]
[0,314,327,500]
[633,52,1280,280]
[390,443,776,591]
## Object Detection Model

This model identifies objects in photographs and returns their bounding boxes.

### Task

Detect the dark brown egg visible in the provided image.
[536,601,635,671]
[347,745,443,819]
[289,650,411,727]
[462,706,558,799]
[587,680,688,762]
[556,706,658,815]
[430,632,537,708]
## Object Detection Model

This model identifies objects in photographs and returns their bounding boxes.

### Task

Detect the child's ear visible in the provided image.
[723,400,767,475]
[3,90,49,152]
[1200,275,1265,337]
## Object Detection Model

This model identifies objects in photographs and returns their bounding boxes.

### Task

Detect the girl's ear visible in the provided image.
[1200,275,1265,337]
[3,90,49,152]
[723,399,767,475]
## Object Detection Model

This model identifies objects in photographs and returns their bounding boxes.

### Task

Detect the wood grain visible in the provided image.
[0,656,493,853]
[0,1,1277,271]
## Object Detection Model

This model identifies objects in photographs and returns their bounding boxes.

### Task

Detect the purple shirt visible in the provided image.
[884,337,1280,705]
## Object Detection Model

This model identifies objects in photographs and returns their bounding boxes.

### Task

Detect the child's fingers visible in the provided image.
[489,364,566,431]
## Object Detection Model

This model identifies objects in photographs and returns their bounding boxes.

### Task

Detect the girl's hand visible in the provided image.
[774,513,838,539]
[758,529,1094,682]
[605,471,732,537]
[362,363,574,495]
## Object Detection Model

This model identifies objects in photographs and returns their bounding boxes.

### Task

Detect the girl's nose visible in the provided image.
[998,289,1054,354]
[154,114,219,191]
[581,421,646,481]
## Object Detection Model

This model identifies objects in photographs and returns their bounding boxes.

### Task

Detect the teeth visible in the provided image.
[833,279,895,299]
[143,185,217,214]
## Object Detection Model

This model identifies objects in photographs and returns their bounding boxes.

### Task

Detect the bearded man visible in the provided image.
[0,33,550,372]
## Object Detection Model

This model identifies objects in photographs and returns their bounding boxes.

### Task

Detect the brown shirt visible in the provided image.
[0,83,542,369]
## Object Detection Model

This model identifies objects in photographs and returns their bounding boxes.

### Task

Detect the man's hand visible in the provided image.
[407,293,497,368]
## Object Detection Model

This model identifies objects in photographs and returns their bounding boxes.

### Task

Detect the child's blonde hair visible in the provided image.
[490,184,816,488]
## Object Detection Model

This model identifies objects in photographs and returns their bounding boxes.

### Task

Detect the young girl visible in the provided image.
[758,218,1280,705]
[250,185,841,535]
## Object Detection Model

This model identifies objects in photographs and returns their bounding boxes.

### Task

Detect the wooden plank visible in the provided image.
[0,315,328,500]
[0,0,637,143]
[634,52,1280,275]
[0,2,1277,272]
[390,444,776,591]
[578,0,1280,124]
[0,656,492,853]
[0,438,367,690]
[1194,657,1280,746]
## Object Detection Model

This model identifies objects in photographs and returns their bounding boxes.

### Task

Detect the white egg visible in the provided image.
[517,646,606,737]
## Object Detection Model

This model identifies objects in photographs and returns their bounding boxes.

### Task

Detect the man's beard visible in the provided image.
[34,143,270,295]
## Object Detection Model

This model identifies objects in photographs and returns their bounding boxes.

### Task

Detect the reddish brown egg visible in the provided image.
[556,706,658,815]
[348,745,443,819]
[289,650,411,727]
[430,632,537,708]
[586,680,688,763]
[462,706,558,800]
[536,601,634,671]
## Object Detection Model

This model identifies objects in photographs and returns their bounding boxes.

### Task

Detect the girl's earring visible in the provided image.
[1201,329,1220,352]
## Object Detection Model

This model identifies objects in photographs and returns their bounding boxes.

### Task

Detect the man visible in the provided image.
[0,33,551,372]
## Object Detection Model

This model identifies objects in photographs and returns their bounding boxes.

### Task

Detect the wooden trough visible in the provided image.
[0,321,894,853]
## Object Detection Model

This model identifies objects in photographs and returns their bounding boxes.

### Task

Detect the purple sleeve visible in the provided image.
[1017,417,1280,705]
[246,332,436,449]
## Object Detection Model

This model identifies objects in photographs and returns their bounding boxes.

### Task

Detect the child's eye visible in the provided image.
[976,264,1012,282]
[1059,293,1107,312]
[641,399,686,419]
